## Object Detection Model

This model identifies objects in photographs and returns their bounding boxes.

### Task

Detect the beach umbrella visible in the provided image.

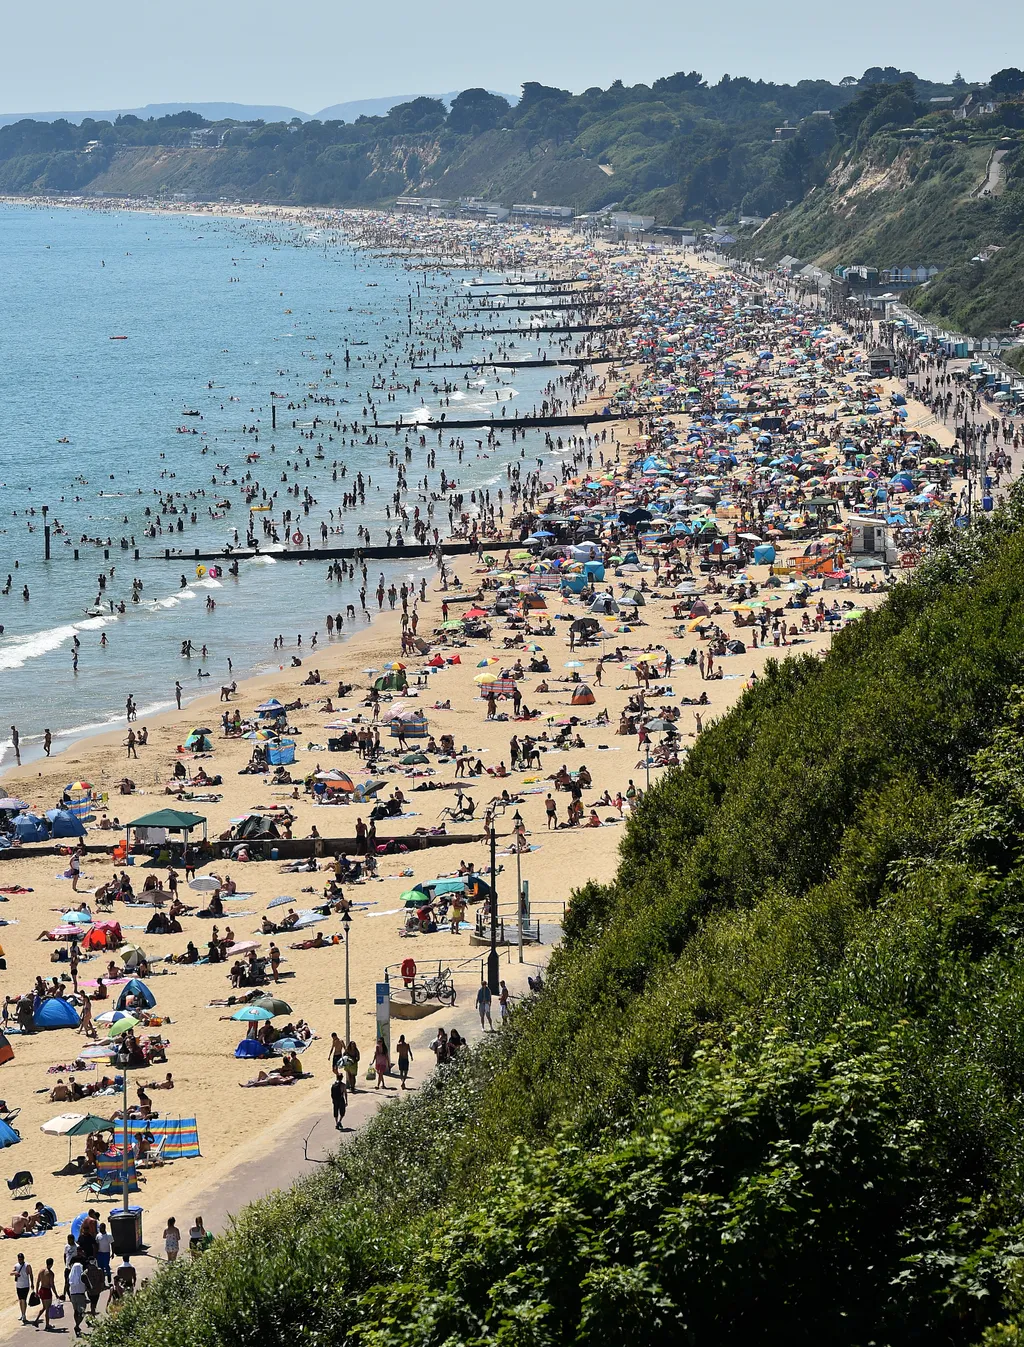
[0,798,28,811]
[61,910,93,925]
[94,1010,138,1025]
[67,1115,113,1137]
[474,672,499,684]
[41,1113,89,1137]
[79,1043,118,1061]
[103,1015,141,1038]
[42,1113,112,1166]
[564,660,584,669]
[401,752,429,765]
[270,1039,307,1055]
[231,1005,274,1022]
[227,940,261,956]
[188,876,221,892]
[252,996,292,1016]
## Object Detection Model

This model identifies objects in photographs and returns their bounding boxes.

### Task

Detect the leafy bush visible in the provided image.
[93,492,1024,1346]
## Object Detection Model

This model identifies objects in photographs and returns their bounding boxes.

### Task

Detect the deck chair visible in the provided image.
[139,1136,167,1168]
[6,1171,33,1198]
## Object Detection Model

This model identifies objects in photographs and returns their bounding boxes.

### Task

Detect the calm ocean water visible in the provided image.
[0,204,564,767]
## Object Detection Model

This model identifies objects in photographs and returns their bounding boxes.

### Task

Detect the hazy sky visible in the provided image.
[4,0,1019,113]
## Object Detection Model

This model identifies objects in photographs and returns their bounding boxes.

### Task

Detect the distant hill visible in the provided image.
[3,68,1021,337]
[313,91,518,122]
[0,101,309,128]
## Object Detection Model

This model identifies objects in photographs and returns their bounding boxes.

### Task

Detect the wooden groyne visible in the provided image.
[468,278,587,288]
[390,411,624,431]
[458,321,628,336]
[153,537,514,564]
[469,300,615,313]
[412,356,616,370]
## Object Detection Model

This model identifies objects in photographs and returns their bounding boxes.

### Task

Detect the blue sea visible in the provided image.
[0,204,570,767]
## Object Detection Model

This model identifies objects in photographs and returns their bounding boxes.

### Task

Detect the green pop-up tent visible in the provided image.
[126,808,207,855]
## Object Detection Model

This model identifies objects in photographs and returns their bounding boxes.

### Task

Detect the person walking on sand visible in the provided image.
[331,1072,348,1130]
[545,794,557,829]
[9,726,20,766]
[175,681,183,710]
[373,1037,390,1089]
[43,728,52,757]
[328,1032,345,1073]
[79,990,96,1038]
[11,1252,33,1324]
[396,1034,413,1089]
[67,1257,87,1336]
[163,1217,181,1263]
[69,849,82,892]
[343,1040,359,1093]
[31,1257,55,1330]
[476,980,493,1030]
[188,1217,209,1257]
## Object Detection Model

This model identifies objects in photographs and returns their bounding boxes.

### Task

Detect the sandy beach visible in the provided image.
[0,224,960,1339]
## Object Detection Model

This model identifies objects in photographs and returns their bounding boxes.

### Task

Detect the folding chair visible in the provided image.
[6,1170,33,1198]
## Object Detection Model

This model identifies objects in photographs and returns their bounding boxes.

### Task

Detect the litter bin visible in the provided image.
[109,1206,143,1256]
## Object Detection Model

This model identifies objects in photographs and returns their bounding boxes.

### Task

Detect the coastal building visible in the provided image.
[879,265,941,285]
[610,212,655,233]
[510,203,574,222]
[394,197,452,212]
[868,345,896,376]
[459,198,510,221]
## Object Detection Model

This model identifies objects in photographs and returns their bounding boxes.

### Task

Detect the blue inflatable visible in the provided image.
[35,997,81,1030]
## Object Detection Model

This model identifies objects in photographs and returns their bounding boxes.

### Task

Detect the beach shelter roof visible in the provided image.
[0,1031,13,1067]
[0,1118,20,1148]
[127,808,207,835]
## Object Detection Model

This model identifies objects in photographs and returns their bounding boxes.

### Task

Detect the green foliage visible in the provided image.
[88,490,1024,1346]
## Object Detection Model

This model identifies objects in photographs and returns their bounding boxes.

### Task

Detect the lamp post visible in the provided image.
[114,1039,130,1215]
[341,909,352,1044]
[487,810,500,994]
[513,809,524,963]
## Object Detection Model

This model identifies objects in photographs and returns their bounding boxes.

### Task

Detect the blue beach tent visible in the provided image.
[235,1039,269,1059]
[46,809,87,839]
[34,997,81,1030]
[13,814,48,843]
[115,979,156,1012]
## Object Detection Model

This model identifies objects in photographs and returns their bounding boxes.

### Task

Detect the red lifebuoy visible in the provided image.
[401,956,417,987]
[292,531,304,545]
